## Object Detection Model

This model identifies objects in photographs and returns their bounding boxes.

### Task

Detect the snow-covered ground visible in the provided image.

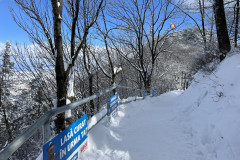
[84,91,192,160]
[36,52,240,160]
[80,52,240,160]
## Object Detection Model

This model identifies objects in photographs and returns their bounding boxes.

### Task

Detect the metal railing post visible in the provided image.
[43,119,51,144]
[134,89,137,101]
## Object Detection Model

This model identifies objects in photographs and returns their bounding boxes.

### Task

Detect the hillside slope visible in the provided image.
[175,52,240,160]
[49,52,239,160]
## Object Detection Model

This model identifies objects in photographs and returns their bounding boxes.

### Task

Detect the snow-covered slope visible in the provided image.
[80,52,240,160]
[175,52,240,160]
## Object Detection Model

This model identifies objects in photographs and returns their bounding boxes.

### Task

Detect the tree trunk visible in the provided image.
[144,76,151,94]
[66,69,74,127]
[111,74,116,94]
[0,87,12,143]
[199,0,207,51]
[96,67,100,112]
[55,77,67,133]
[83,38,95,117]
[89,74,94,117]
[213,0,231,61]
[2,106,12,142]
[235,0,239,47]
[51,0,67,133]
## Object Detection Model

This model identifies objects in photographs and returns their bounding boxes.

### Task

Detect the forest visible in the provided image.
[0,0,237,159]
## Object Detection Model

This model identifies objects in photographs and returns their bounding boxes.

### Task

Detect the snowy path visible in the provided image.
[82,91,203,160]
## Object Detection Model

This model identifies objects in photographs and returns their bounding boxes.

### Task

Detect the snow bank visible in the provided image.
[88,105,108,130]
[88,96,142,130]
[175,52,240,160]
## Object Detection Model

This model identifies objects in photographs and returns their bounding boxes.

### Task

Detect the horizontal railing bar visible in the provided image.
[51,85,117,117]
[117,85,145,91]
[119,97,144,105]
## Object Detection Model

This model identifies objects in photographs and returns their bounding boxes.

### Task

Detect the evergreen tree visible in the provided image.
[28,64,49,117]
[0,42,14,145]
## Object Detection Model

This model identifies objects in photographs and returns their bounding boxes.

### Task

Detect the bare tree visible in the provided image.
[91,10,122,94]
[108,0,178,91]
[11,0,104,133]
[82,42,95,116]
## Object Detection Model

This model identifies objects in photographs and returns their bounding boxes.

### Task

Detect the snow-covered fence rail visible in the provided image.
[0,84,156,160]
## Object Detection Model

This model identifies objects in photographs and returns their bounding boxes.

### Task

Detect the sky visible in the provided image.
[0,0,30,45]
[0,0,199,51]
[0,0,186,46]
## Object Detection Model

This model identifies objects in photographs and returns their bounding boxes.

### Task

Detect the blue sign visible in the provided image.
[107,93,119,116]
[152,90,157,97]
[143,91,148,98]
[43,114,88,160]
[70,152,78,160]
